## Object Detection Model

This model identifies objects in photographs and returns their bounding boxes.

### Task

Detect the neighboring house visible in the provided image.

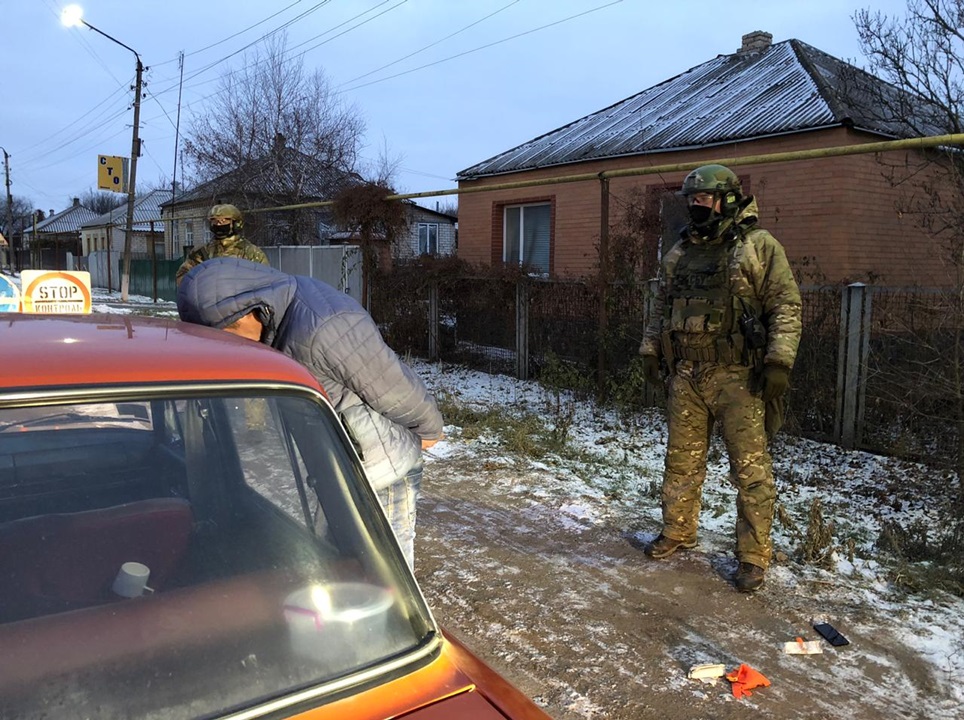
[326,202,457,264]
[79,188,172,259]
[393,203,457,259]
[22,198,97,261]
[456,31,945,286]
[162,134,361,258]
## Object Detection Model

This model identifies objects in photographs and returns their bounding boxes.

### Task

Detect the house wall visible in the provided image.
[80,226,161,258]
[457,128,945,286]
[163,205,211,260]
[395,206,457,259]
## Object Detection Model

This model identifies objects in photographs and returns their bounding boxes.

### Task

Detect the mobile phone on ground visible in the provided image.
[813,621,850,647]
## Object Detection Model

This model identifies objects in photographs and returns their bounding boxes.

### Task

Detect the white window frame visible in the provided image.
[184,221,194,248]
[503,202,550,274]
[418,223,439,255]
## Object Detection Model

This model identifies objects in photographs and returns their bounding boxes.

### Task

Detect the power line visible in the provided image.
[14,3,330,172]
[338,0,521,88]
[339,0,624,93]
[151,0,308,67]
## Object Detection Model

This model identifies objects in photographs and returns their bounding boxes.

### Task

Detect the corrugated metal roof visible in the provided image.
[81,188,173,231]
[27,202,98,235]
[458,39,937,179]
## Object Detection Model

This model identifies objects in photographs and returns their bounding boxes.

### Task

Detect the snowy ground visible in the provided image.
[11,275,962,715]
[412,360,964,717]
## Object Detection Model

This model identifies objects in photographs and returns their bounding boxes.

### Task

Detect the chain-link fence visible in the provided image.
[371,262,964,469]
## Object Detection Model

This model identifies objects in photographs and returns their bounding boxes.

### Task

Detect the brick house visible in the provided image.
[456,32,946,286]
[396,203,457,259]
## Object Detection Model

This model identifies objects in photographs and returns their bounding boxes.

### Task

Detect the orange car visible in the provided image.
[0,313,551,720]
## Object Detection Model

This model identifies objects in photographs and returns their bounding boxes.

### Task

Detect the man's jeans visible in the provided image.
[376,464,422,570]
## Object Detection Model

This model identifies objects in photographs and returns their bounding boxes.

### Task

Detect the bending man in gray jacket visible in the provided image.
[177,257,444,569]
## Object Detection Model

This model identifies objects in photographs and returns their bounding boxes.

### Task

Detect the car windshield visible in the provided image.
[0,388,435,719]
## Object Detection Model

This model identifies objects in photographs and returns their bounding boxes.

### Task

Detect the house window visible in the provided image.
[504,203,550,274]
[418,223,438,255]
[185,221,194,248]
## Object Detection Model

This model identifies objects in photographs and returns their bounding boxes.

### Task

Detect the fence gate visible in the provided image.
[263,245,362,304]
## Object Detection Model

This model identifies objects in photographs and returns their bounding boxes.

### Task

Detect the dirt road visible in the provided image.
[414,456,960,720]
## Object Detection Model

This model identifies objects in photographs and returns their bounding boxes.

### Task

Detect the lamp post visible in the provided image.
[61,5,142,302]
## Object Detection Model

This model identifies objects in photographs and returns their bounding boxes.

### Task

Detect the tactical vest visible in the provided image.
[660,235,762,366]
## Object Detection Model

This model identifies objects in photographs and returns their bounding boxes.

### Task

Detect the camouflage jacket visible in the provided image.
[639,197,802,370]
[175,235,269,285]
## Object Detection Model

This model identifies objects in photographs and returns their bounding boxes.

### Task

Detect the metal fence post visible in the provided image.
[428,280,439,360]
[644,278,660,406]
[516,279,529,380]
[835,283,872,448]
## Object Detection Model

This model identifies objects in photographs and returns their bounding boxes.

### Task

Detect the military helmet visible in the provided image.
[208,203,243,232]
[680,164,742,197]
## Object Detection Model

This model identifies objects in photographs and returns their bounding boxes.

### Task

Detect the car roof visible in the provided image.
[0,313,323,392]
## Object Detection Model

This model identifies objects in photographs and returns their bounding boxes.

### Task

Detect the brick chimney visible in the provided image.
[739,31,772,53]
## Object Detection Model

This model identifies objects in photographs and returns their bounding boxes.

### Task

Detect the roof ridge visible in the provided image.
[789,39,849,124]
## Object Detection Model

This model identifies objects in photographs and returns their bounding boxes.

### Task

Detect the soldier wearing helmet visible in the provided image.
[176,203,269,285]
[638,163,802,593]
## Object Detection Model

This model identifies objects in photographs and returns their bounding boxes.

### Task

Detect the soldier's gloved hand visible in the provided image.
[642,354,662,386]
[761,364,790,401]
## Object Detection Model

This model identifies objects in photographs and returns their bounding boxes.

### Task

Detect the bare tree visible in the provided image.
[332,182,408,309]
[78,189,126,215]
[852,0,964,546]
[182,33,364,186]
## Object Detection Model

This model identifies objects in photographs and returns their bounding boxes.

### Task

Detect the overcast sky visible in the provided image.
[1,0,910,215]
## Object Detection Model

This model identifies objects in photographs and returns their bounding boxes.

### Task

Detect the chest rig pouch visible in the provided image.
[660,236,763,366]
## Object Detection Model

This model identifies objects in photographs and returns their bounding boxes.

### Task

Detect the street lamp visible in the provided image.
[61,4,142,302]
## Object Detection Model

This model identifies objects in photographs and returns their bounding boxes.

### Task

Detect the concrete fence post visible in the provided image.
[835,283,872,448]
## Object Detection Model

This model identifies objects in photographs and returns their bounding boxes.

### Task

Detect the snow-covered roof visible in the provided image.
[458,38,937,179]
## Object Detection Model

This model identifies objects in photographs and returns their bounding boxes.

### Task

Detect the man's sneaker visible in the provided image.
[644,534,697,559]
[734,562,765,592]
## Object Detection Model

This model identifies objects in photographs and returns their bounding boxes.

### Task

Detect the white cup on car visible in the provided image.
[111,561,151,598]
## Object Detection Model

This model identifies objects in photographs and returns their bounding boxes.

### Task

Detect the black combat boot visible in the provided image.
[644,534,697,559]
[734,562,765,592]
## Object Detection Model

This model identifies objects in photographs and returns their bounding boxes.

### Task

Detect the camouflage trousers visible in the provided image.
[376,463,423,571]
[660,362,776,569]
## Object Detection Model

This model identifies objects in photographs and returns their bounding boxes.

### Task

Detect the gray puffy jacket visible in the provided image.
[177,257,443,490]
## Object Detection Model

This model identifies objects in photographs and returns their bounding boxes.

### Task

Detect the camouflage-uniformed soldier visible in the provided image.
[175,204,268,285]
[639,164,802,592]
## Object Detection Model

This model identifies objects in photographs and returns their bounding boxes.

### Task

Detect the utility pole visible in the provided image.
[2,148,13,272]
[120,56,143,301]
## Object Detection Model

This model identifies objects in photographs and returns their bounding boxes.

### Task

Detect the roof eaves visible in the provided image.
[456,124,893,183]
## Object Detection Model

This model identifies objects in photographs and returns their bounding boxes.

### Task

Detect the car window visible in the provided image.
[0,389,434,720]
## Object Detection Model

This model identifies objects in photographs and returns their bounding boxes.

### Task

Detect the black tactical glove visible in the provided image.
[642,354,662,386]
[761,364,790,402]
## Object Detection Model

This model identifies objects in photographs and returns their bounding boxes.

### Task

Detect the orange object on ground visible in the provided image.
[725,663,771,699]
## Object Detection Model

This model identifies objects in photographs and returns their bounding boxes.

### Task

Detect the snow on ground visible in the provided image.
[412,359,964,710]
[11,276,962,709]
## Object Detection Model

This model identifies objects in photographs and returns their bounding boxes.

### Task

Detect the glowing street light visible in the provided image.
[61,4,143,302]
